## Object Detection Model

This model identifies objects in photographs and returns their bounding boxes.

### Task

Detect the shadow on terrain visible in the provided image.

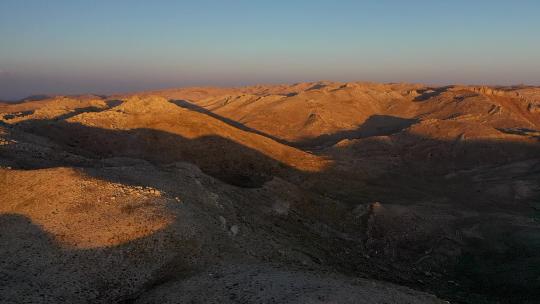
[12,119,289,188]
[106,99,124,107]
[170,99,418,149]
[170,99,291,146]
[2,105,540,304]
[19,94,52,102]
[497,127,540,139]
[2,110,34,120]
[294,115,418,149]
[0,212,202,303]
[53,106,107,121]
[414,86,453,102]
[306,83,328,91]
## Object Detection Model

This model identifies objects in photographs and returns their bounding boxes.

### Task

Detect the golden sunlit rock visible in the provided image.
[1,82,539,303]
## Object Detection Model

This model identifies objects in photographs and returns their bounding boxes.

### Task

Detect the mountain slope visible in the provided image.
[1,82,540,303]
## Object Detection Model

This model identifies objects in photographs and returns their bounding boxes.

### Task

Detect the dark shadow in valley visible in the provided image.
[6,118,298,188]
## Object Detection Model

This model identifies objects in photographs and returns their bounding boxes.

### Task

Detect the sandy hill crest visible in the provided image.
[114,95,180,114]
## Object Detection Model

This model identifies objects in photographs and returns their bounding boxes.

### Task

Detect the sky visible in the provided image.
[1,0,540,100]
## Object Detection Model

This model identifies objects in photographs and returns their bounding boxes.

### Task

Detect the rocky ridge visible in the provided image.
[1,81,539,303]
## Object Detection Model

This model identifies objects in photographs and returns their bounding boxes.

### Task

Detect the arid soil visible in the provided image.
[1,81,539,303]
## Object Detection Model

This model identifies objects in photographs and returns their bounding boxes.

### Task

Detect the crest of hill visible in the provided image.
[115,95,180,113]
[0,96,108,122]
[3,82,539,148]
[129,81,425,102]
[134,82,539,146]
[64,95,327,179]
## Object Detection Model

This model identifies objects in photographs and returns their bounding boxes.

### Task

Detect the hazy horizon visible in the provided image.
[1,0,540,100]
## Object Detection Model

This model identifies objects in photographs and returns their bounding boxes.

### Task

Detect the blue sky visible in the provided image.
[1,0,539,100]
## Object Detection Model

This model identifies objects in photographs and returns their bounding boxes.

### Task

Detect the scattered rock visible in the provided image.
[230,225,239,236]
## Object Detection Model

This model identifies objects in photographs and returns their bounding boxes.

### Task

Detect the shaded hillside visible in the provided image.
[1,82,540,303]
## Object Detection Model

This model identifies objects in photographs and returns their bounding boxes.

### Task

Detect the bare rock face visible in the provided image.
[471,86,506,96]
[115,95,179,114]
[1,82,540,303]
[529,102,540,113]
